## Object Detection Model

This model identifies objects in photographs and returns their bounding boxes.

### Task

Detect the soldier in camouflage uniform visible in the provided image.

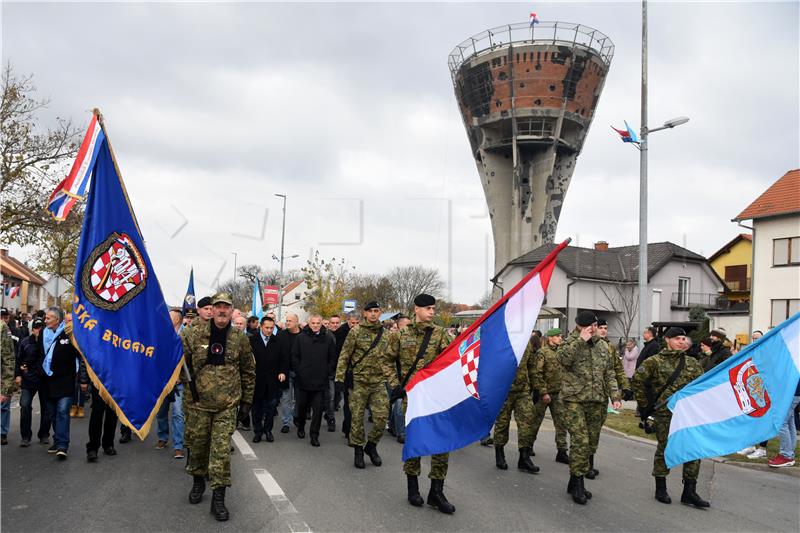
[557,311,621,505]
[531,328,569,464]
[492,330,538,473]
[182,293,256,521]
[1,318,17,445]
[335,301,389,469]
[632,327,709,508]
[383,294,455,514]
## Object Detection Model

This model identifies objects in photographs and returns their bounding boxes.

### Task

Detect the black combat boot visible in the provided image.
[364,441,382,466]
[655,476,671,504]
[555,449,570,464]
[495,446,508,470]
[426,479,455,514]
[570,475,588,505]
[517,447,540,474]
[210,487,229,521]
[585,455,599,479]
[353,445,366,469]
[189,475,205,504]
[680,480,710,508]
[406,475,424,507]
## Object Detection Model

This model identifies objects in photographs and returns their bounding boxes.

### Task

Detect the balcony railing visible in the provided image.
[724,278,751,292]
[671,292,722,310]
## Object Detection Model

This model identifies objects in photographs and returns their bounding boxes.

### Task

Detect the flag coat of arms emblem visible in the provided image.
[70,112,183,439]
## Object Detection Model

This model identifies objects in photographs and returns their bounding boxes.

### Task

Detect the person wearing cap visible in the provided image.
[700,328,732,372]
[383,293,455,514]
[191,296,213,327]
[556,311,622,505]
[632,327,708,508]
[182,292,256,521]
[335,301,389,469]
[531,327,569,465]
[15,318,51,447]
[491,329,539,474]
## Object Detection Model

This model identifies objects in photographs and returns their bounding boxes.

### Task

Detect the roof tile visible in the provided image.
[735,169,800,221]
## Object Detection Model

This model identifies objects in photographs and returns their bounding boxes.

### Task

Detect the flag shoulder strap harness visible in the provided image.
[640,354,686,418]
[399,327,434,390]
[344,328,384,389]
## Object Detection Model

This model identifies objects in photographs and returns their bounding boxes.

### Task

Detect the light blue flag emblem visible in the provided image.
[71,113,183,439]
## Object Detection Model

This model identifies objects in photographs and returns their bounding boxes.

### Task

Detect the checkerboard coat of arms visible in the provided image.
[81,232,148,311]
[459,328,481,400]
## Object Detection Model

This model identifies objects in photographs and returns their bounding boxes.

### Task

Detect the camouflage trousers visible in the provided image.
[184,405,237,489]
[654,415,699,479]
[493,390,534,448]
[531,393,568,451]
[348,380,388,447]
[402,398,449,480]
[561,401,606,476]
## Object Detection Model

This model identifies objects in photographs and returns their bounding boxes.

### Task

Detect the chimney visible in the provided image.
[594,241,609,251]
[0,248,8,257]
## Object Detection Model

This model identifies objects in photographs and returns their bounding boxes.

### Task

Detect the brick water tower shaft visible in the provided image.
[450,22,614,277]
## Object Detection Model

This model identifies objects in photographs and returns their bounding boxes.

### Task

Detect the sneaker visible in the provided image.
[768,454,795,468]
[174,449,185,459]
[47,444,58,454]
[155,440,167,449]
[747,448,767,459]
[280,425,290,434]
[737,446,756,456]
[56,449,68,460]
[0,435,7,445]
[20,439,31,447]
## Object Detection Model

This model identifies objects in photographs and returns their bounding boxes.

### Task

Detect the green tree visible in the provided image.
[29,204,84,279]
[302,251,354,317]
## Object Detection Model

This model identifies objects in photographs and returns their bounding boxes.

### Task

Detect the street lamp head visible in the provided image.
[272,255,279,261]
[275,193,286,199]
[288,254,300,259]
[663,116,689,128]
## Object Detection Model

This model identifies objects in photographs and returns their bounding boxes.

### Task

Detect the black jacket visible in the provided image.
[291,326,336,392]
[16,334,45,390]
[40,330,88,399]
[636,338,661,369]
[278,329,300,376]
[250,331,288,401]
[701,342,732,372]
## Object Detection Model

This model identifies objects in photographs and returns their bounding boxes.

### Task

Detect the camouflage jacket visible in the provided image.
[599,338,630,392]
[632,348,703,418]
[1,321,16,396]
[335,320,388,385]
[383,320,451,389]
[508,342,534,394]
[182,321,256,412]
[556,329,620,403]
[533,343,562,395]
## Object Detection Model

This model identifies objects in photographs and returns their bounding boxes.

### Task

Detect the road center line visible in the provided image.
[231,430,258,460]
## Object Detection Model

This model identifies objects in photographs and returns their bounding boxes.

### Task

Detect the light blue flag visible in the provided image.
[665,313,800,468]
[251,279,263,320]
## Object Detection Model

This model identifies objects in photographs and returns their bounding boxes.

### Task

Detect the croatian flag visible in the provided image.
[403,240,568,460]
[529,12,540,26]
[665,312,800,468]
[611,120,639,143]
[47,113,105,221]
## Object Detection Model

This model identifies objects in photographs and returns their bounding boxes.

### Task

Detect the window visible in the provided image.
[677,277,690,307]
[771,299,800,327]
[773,237,800,266]
[724,265,748,291]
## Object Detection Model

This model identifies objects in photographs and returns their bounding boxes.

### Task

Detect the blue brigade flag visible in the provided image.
[70,110,183,439]
[183,268,196,315]
[251,278,263,320]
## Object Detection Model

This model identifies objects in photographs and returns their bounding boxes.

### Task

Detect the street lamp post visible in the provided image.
[275,194,287,324]
[231,252,238,285]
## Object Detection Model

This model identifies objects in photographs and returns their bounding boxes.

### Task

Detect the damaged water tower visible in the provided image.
[449,22,614,277]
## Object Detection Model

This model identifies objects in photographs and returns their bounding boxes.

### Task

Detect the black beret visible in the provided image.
[363,301,381,311]
[197,296,213,308]
[575,311,598,327]
[414,294,436,307]
[664,327,687,338]
[597,318,607,326]
[32,319,45,329]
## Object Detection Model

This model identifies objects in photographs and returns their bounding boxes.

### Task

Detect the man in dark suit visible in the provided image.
[249,316,287,443]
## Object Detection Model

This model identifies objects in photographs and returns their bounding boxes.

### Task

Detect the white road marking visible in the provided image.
[233,432,312,532]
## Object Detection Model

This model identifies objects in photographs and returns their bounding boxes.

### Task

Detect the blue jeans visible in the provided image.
[156,384,184,450]
[279,374,295,427]
[1,397,10,436]
[48,396,73,451]
[778,395,800,459]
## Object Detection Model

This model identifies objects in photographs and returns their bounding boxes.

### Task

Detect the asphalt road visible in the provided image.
[2,400,799,533]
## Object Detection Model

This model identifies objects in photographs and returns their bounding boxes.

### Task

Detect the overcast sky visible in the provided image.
[3,1,798,306]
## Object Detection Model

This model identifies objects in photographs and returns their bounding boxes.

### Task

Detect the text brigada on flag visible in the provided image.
[665,312,800,468]
[183,267,196,314]
[46,114,105,221]
[70,110,183,439]
[402,239,569,461]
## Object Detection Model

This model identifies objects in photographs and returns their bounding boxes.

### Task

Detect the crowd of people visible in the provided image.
[2,298,799,522]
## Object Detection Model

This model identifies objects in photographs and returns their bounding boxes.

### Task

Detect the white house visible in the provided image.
[0,248,48,313]
[266,280,310,324]
[733,169,800,332]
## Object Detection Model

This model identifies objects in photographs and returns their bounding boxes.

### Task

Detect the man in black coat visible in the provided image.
[15,319,51,446]
[291,315,337,447]
[277,314,301,433]
[249,316,287,443]
[636,326,661,369]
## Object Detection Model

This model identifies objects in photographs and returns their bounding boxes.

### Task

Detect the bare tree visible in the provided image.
[348,273,396,310]
[599,283,639,341]
[387,265,445,313]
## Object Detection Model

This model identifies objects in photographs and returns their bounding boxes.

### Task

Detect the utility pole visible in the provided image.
[275,194,287,324]
[637,0,649,347]
[231,252,238,286]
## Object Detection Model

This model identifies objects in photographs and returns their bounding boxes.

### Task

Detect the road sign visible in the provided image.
[343,299,357,313]
[263,285,280,305]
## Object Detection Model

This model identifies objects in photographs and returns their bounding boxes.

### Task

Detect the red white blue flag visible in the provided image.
[47,113,105,221]
[611,120,640,143]
[402,240,568,460]
[529,11,540,26]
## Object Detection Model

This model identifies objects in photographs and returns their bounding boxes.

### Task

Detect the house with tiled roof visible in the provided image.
[494,240,724,343]
[733,169,800,332]
[265,279,310,324]
[0,248,48,313]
